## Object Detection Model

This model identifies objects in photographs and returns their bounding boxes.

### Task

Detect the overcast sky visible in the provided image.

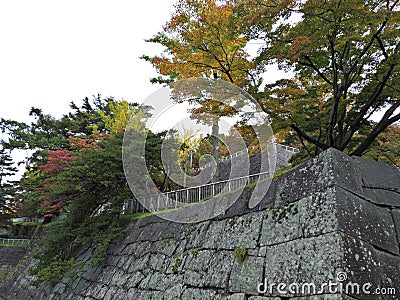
[0,0,178,122]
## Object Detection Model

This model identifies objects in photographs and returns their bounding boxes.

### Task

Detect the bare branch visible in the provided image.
[299,55,333,86]
[290,124,330,150]
[342,63,395,147]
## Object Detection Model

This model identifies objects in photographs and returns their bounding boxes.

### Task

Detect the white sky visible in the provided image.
[0,0,177,122]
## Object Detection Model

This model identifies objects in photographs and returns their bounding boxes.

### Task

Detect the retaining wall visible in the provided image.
[1,148,399,299]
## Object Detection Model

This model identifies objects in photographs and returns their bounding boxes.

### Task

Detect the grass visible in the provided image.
[233,247,247,264]
[120,212,154,219]
[272,165,297,178]
[12,221,41,226]
[120,208,178,220]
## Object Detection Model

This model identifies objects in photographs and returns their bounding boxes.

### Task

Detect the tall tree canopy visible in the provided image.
[240,0,399,156]
[3,97,160,283]
[146,0,399,161]
[142,0,259,89]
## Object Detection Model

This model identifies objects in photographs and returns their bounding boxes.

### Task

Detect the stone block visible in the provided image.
[163,283,185,300]
[373,250,400,297]
[223,188,252,218]
[185,221,210,249]
[252,179,276,211]
[263,233,343,297]
[223,293,247,300]
[127,253,150,274]
[103,286,117,300]
[275,148,363,205]
[203,250,235,289]
[341,234,380,300]
[299,188,338,238]
[136,221,169,242]
[352,156,400,192]
[365,188,400,207]
[181,287,217,299]
[201,212,264,250]
[336,187,399,255]
[392,209,400,245]
[147,253,167,272]
[109,269,130,288]
[146,272,183,291]
[131,241,152,259]
[260,201,301,246]
[183,270,204,287]
[126,288,154,300]
[160,196,234,223]
[185,250,216,273]
[229,256,264,295]
[124,271,144,289]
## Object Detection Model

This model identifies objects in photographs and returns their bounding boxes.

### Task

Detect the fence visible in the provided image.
[275,143,300,154]
[123,171,271,214]
[12,217,44,223]
[123,142,299,215]
[0,238,30,246]
[199,142,299,170]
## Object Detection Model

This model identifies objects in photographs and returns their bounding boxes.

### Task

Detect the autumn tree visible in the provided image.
[363,124,400,167]
[30,132,133,283]
[171,78,253,181]
[37,149,75,222]
[142,0,257,88]
[143,1,271,175]
[0,95,110,168]
[240,0,399,157]
[29,101,151,283]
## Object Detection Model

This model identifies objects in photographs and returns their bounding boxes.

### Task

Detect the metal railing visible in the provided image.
[123,171,271,214]
[276,143,300,154]
[199,142,299,170]
[0,238,30,246]
[123,142,299,215]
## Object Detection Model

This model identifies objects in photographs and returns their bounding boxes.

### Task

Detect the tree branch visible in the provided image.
[342,63,395,148]
[351,104,400,156]
[299,55,333,85]
[290,124,330,150]
[326,36,340,146]
[347,20,387,76]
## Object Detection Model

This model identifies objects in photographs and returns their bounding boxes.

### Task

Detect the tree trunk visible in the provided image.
[211,117,219,182]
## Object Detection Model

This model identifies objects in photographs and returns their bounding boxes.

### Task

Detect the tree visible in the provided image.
[37,149,76,223]
[143,1,269,174]
[170,78,252,181]
[30,132,132,283]
[241,0,399,156]
[0,147,17,226]
[0,95,111,167]
[99,100,149,134]
[142,0,257,88]
[363,124,400,167]
[29,100,151,283]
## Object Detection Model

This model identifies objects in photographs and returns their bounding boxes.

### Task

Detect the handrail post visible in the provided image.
[198,186,201,202]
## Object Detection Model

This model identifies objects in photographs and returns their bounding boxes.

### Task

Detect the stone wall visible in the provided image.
[1,148,399,299]
[0,246,28,278]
